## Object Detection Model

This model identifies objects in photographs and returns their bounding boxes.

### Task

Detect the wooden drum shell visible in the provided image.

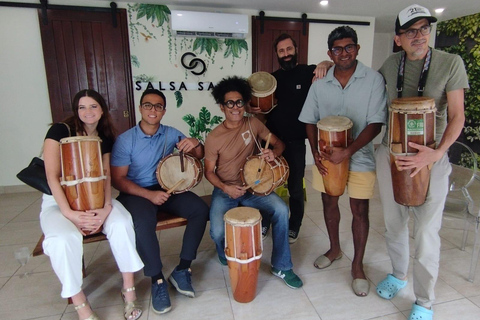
[224,207,262,303]
[156,153,203,194]
[248,72,277,113]
[389,97,436,206]
[240,155,289,196]
[317,116,353,197]
[60,136,106,212]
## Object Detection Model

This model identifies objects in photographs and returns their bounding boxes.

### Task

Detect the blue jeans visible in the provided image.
[209,187,293,271]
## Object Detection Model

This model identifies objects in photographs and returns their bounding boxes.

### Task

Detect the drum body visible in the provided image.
[317,116,353,196]
[224,207,262,303]
[389,97,436,206]
[60,136,106,212]
[156,153,203,194]
[248,72,277,113]
[240,155,289,196]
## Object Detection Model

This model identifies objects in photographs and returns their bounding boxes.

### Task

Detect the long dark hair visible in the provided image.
[63,89,116,142]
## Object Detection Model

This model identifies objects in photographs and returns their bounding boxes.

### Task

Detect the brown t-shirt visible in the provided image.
[205,117,270,185]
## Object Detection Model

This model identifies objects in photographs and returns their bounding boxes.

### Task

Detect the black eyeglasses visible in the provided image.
[141,102,165,112]
[223,99,245,109]
[398,25,432,39]
[330,44,357,56]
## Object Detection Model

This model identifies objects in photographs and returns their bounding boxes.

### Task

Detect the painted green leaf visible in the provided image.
[131,55,140,68]
[136,4,171,27]
[193,38,220,56]
[174,91,183,108]
[224,39,248,58]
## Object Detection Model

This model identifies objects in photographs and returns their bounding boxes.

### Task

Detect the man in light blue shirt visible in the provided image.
[299,26,387,297]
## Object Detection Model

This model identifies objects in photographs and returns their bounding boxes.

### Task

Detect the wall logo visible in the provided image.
[181,52,207,76]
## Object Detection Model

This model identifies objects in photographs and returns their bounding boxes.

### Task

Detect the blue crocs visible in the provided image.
[409,303,433,320]
[376,274,407,300]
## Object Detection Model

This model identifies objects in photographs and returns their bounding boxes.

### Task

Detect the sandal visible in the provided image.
[376,274,407,300]
[121,287,143,320]
[409,303,433,320]
[74,301,100,320]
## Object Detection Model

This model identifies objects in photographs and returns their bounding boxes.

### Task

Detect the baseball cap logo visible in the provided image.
[408,6,427,18]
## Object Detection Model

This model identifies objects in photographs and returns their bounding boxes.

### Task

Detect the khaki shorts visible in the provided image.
[312,166,376,199]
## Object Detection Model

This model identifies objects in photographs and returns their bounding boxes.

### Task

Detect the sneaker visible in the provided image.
[262,226,269,240]
[288,230,299,244]
[218,255,228,266]
[151,279,171,314]
[168,267,195,298]
[271,267,303,289]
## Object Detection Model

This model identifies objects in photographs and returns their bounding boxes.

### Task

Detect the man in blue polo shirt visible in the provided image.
[111,89,209,315]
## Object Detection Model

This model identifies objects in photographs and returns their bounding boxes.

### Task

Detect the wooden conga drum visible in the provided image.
[224,207,263,303]
[156,153,203,194]
[240,155,289,196]
[60,136,106,213]
[317,116,353,196]
[389,97,436,206]
[248,72,277,113]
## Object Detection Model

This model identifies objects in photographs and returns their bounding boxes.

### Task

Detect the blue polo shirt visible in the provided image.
[299,60,387,172]
[111,123,186,187]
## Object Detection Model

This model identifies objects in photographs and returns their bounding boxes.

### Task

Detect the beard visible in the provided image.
[278,53,298,71]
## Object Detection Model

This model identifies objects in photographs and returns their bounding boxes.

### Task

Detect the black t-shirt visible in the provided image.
[267,64,316,141]
[45,123,113,154]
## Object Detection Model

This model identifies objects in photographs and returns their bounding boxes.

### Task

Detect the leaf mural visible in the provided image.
[183,107,223,142]
[174,90,183,108]
[193,38,220,56]
[136,4,171,27]
[224,39,248,58]
[131,55,140,68]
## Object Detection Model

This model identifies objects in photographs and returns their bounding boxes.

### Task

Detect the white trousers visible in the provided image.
[375,144,450,308]
[40,195,144,298]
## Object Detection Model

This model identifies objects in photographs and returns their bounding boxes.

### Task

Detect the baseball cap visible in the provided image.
[395,4,437,34]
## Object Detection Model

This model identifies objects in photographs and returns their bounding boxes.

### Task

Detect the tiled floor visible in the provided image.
[1,167,480,320]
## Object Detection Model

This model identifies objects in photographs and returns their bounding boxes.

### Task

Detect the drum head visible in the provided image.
[391,97,436,112]
[156,154,200,193]
[60,136,102,144]
[242,157,275,195]
[317,116,353,132]
[248,72,277,96]
[224,207,261,226]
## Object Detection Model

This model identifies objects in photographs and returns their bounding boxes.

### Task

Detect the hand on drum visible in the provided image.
[321,146,351,165]
[68,210,103,236]
[395,142,442,177]
[260,148,275,162]
[224,184,246,199]
[148,190,170,205]
[176,137,199,153]
[313,150,328,176]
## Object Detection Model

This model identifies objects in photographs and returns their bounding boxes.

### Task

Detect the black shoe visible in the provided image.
[288,230,299,244]
[262,226,269,240]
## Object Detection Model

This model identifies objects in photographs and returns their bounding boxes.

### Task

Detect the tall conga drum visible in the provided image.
[248,72,277,113]
[389,97,436,206]
[224,207,263,303]
[60,136,106,215]
[317,116,353,196]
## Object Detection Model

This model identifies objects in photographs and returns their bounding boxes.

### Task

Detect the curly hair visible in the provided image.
[211,76,252,105]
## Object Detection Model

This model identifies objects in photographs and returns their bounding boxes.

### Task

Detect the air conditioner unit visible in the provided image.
[171,10,248,39]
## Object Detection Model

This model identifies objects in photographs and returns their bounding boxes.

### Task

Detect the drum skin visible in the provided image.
[60,136,105,212]
[156,153,203,194]
[317,116,353,197]
[389,97,436,206]
[240,155,289,196]
[224,207,262,303]
[248,72,277,113]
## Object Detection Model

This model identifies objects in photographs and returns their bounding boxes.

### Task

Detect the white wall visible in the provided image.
[0,1,378,189]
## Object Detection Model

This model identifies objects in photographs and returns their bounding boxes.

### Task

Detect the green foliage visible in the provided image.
[437,13,480,143]
[127,4,158,45]
[193,38,221,56]
[135,4,171,27]
[174,91,183,108]
[133,74,155,82]
[131,55,140,68]
[183,107,223,142]
[224,39,248,58]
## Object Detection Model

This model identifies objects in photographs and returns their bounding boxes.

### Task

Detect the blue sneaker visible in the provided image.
[151,279,171,314]
[168,267,195,298]
[271,267,303,289]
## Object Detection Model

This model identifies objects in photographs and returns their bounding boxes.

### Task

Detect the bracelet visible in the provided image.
[194,139,201,148]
